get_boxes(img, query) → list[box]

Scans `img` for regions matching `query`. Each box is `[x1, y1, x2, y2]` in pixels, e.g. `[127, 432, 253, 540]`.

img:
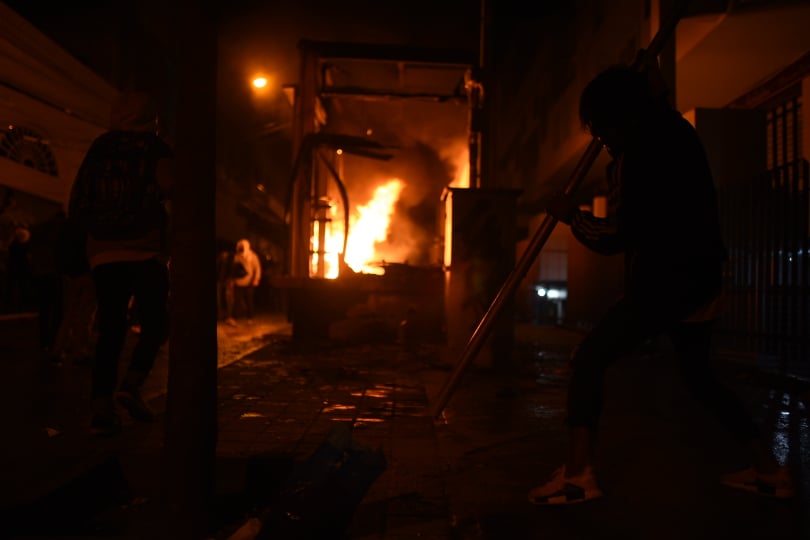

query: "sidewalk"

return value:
[1, 316, 807, 539]
[0, 313, 291, 536]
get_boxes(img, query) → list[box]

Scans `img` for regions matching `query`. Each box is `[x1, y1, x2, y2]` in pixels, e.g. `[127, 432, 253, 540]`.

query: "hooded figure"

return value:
[232, 239, 261, 288]
[226, 238, 262, 325]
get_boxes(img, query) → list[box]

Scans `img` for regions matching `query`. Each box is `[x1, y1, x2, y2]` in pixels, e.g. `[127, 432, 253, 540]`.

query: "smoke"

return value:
[341, 122, 467, 266]
[218, 0, 479, 266]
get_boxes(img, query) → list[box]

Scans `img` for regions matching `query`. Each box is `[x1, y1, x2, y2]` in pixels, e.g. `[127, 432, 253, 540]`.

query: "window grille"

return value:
[766, 95, 802, 170]
[0, 125, 58, 177]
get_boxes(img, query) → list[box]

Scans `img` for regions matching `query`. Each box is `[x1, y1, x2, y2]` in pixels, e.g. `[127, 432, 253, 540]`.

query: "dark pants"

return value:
[231, 285, 255, 320]
[567, 296, 760, 444]
[35, 273, 63, 350]
[91, 258, 169, 399]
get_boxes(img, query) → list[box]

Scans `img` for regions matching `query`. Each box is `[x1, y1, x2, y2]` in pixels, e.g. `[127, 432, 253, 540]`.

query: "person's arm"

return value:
[546, 192, 625, 255]
[252, 254, 261, 287]
[570, 211, 625, 255]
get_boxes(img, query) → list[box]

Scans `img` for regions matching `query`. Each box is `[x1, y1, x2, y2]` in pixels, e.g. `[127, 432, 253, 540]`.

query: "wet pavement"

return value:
[1, 313, 808, 539]
[435, 335, 810, 540]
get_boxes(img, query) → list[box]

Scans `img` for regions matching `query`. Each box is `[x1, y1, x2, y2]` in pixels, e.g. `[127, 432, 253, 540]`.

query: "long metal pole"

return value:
[430, 0, 692, 421]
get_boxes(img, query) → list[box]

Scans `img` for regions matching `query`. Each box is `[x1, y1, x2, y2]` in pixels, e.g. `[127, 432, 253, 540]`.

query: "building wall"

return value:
[677, 2, 810, 114]
[684, 107, 768, 190]
[494, 0, 647, 207]
[0, 3, 118, 213]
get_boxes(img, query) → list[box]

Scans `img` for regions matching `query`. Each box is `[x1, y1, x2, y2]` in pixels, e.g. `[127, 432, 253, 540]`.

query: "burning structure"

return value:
[277, 40, 518, 348]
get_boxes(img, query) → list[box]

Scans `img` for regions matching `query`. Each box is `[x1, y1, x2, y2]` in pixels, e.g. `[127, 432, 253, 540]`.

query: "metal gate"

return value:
[720, 159, 810, 379]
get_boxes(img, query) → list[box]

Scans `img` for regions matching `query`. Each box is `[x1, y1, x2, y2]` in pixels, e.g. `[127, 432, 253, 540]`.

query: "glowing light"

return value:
[536, 286, 567, 299]
[252, 77, 268, 88]
[323, 404, 356, 412]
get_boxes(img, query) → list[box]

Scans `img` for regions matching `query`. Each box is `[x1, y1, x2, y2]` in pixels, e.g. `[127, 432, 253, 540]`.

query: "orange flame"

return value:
[345, 179, 404, 275]
[450, 151, 470, 188]
[312, 178, 404, 279]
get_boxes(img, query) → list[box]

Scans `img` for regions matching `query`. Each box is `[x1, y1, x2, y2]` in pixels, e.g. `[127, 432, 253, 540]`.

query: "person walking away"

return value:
[225, 238, 261, 326]
[530, 64, 793, 504]
[69, 90, 173, 436]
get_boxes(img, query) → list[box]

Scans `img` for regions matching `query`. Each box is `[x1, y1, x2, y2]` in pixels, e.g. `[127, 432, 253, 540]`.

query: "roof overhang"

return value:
[676, 2, 810, 112]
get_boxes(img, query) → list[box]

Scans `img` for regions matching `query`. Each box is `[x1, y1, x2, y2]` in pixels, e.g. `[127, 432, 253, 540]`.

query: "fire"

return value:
[450, 150, 470, 188]
[311, 178, 404, 279]
[345, 179, 404, 274]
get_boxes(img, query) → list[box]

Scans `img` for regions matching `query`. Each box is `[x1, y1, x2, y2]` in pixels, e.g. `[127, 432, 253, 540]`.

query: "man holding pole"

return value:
[527, 64, 794, 505]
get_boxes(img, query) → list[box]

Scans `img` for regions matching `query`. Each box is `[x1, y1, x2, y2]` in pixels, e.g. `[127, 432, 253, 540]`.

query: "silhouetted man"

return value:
[530, 64, 793, 504]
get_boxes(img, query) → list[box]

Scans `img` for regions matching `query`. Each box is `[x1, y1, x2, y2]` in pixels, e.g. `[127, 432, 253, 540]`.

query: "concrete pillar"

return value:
[163, 2, 218, 537]
[443, 188, 520, 372]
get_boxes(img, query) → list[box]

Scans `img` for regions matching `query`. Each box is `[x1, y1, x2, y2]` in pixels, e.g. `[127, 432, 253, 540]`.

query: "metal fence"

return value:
[719, 159, 810, 379]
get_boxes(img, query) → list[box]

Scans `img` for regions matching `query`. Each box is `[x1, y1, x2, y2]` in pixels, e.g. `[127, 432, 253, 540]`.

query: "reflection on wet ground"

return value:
[213, 323, 807, 539]
[216, 341, 437, 461]
[436, 336, 809, 540]
[12, 311, 807, 539]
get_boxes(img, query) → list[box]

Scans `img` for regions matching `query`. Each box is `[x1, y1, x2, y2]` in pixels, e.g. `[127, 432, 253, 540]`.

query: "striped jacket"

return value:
[569, 106, 727, 313]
